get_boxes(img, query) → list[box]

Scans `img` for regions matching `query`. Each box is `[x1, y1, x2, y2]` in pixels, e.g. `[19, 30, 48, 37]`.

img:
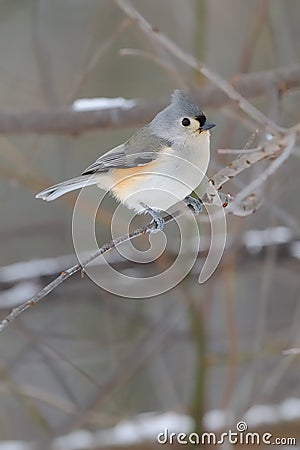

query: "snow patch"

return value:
[72, 97, 136, 112]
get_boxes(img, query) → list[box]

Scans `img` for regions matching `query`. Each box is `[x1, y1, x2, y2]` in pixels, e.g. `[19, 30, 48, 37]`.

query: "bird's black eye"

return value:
[196, 114, 206, 128]
[181, 117, 191, 127]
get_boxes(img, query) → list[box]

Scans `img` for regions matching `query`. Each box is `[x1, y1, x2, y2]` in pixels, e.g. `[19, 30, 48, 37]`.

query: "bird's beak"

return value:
[201, 121, 216, 131]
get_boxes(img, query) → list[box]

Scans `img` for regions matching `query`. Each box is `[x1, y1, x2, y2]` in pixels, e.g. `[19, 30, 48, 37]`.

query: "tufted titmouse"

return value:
[36, 90, 215, 230]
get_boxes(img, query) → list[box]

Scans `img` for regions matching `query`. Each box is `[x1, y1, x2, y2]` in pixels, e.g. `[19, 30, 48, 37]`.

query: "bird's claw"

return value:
[184, 195, 203, 215]
[140, 203, 164, 233]
[150, 215, 164, 233]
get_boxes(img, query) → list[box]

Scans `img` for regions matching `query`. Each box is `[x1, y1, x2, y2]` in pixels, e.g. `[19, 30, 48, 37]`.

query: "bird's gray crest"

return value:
[171, 90, 203, 118]
[148, 89, 204, 138]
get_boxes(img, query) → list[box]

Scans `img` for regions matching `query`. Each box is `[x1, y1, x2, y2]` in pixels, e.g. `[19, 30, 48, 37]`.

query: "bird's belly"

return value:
[107, 145, 209, 213]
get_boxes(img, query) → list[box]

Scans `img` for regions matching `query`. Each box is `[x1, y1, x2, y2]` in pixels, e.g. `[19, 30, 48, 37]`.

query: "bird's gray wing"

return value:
[82, 127, 173, 175]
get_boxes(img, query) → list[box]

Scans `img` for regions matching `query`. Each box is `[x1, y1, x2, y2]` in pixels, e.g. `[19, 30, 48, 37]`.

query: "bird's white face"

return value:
[179, 115, 205, 136]
[178, 113, 215, 136]
[161, 113, 215, 144]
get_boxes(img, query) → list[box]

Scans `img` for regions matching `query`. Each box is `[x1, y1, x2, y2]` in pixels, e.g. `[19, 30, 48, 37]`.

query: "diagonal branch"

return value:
[202, 132, 297, 214]
[0, 212, 179, 332]
[230, 133, 296, 209]
[211, 135, 294, 191]
[115, 0, 285, 135]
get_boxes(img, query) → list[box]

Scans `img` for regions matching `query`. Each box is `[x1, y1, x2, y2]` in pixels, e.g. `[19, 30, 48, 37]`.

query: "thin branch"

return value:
[0, 66, 298, 134]
[0, 212, 179, 332]
[206, 134, 294, 193]
[116, 0, 285, 135]
[203, 133, 296, 216]
[230, 133, 296, 211]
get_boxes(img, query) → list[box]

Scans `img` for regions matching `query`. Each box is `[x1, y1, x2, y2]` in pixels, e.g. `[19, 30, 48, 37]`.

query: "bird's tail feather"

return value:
[36, 175, 98, 201]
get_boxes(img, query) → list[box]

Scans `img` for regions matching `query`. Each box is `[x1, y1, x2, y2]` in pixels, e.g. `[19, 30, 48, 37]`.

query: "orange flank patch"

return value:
[111, 159, 160, 202]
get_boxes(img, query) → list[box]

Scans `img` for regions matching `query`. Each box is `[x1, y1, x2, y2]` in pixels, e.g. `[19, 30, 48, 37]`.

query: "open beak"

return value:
[201, 121, 216, 131]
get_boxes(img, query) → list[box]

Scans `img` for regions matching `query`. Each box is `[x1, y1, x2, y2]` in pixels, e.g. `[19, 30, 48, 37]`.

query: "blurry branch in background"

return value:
[69, 18, 132, 102]
[0, 66, 298, 134]
[237, 0, 270, 73]
[116, 0, 284, 135]
[119, 47, 189, 88]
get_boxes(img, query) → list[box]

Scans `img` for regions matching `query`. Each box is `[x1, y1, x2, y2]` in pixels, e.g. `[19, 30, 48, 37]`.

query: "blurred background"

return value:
[0, 0, 299, 448]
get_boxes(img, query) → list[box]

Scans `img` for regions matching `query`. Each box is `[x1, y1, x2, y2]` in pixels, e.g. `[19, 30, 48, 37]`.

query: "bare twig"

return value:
[230, 133, 296, 211]
[116, 0, 285, 135]
[0, 212, 179, 332]
[0, 66, 298, 134]
[201, 132, 296, 216]
[207, 134, 294, 193]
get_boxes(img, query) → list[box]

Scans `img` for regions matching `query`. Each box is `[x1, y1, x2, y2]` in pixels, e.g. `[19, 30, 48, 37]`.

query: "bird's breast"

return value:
[101, 134, 210, 213]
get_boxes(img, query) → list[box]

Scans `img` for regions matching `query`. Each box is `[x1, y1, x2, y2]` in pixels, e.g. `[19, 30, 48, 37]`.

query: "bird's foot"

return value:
[183, 195, 203, 215]
[140, 203, 164, 233]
